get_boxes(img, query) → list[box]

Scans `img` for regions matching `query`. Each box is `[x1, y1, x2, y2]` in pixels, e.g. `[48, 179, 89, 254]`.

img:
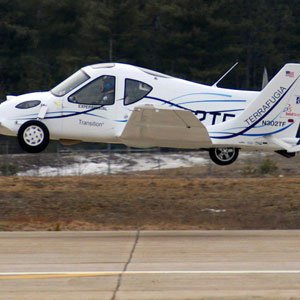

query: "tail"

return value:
[208, 63, 300, 152]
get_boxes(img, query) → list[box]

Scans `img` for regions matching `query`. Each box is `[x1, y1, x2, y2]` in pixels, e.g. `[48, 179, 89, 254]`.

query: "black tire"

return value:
[18, 121, 50, 153]
[209, 147, 239, 166]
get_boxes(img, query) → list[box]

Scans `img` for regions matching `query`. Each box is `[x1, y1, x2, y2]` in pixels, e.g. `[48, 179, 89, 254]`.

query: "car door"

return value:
[60, 75, 117, 142]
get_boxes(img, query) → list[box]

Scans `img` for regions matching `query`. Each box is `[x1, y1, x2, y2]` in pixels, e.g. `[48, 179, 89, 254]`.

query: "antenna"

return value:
[212, 62, 239, 87]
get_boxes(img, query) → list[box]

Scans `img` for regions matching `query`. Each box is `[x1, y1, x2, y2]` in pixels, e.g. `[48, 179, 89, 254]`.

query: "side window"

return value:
[68, 75, 115, 105]
[124, 79, 152, 105]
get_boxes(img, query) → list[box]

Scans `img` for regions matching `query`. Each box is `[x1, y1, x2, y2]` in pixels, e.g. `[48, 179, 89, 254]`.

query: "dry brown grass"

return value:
[0, 174, 300, 231]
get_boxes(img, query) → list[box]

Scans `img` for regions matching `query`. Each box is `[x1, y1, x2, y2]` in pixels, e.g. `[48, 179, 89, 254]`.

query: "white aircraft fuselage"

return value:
[0, 63, 258, 143]
[0, 62, 299, 165]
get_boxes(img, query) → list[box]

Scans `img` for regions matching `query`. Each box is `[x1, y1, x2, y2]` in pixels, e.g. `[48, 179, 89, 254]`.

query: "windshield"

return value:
[51, 70, 90, 97]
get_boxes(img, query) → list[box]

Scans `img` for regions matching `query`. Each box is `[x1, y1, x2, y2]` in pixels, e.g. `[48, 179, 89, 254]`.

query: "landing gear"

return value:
[18, 121, 49, 153]
[209, 147, 239, 165]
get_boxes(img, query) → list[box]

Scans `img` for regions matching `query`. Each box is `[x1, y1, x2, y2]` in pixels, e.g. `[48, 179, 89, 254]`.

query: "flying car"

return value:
[0, 62, 300, 165]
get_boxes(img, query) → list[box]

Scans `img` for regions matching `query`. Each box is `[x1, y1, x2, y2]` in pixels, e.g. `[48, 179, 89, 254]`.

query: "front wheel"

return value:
[209, 147, 239, 166]
[18, 121, 49, 153]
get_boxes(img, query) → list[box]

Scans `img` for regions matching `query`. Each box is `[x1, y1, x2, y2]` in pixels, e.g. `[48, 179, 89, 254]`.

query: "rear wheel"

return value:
[18, 121, 49, 153]
[209, 147, 239, 165]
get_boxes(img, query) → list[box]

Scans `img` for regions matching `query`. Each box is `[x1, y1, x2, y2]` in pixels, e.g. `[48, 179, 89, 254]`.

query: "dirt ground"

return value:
[1, 158, 300, 230]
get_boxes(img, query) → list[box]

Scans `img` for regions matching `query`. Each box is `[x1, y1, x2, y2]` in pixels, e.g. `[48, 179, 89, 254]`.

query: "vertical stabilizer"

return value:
[209, 63, 300, 150]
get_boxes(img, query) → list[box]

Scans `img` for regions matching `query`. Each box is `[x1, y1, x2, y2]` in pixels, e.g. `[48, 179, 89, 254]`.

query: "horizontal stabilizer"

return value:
[265, 136, 300, 153]
[120, 106, 212, 148]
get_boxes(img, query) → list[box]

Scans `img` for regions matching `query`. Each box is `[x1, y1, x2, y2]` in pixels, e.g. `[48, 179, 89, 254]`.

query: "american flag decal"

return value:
[286, 71, 294, 77]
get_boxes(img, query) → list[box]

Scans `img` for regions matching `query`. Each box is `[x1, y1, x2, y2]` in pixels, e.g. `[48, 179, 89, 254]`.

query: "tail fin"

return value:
[209, 63, 300, 151]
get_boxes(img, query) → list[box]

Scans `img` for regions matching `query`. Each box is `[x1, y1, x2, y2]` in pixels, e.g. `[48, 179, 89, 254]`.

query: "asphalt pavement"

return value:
[1, 231, 300, 300]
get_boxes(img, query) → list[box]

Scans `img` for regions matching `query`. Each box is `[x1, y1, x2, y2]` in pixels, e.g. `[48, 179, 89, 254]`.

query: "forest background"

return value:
[0, 0, 299, 102]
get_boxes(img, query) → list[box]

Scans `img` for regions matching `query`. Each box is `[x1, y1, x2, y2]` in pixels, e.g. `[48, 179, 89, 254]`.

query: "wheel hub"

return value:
[23, 125, 44, 146]
[215, 148, 235, 161]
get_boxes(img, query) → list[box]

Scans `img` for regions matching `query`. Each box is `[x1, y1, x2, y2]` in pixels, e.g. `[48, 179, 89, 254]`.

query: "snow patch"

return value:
[17, 152, 208, 177]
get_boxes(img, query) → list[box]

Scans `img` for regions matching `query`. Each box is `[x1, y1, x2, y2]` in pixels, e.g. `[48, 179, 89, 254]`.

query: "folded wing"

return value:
[120, 106, 212, 148]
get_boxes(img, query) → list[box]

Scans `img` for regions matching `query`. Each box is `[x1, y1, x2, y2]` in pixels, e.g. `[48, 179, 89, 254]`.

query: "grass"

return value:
[0, 174, 300, 230]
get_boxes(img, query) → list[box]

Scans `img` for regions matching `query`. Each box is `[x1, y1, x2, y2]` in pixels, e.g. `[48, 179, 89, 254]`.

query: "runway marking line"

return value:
[2, 270, 300, 280]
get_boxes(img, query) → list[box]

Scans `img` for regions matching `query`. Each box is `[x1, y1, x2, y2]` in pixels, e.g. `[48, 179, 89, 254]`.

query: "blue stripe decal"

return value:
[44, 105, 104, 119]
[18, 106, 127, 123]
[177, 100, 246, 105]
[145, 96, 244, 115]
[209, 109, 244, 113]
[209, 122, 294, 137]
[210, 76, 300, 139]
[114, 120, 127, 123]
[170, 92, 233, 102]
[83, 112, 107, 119]
[17, 94, 244, 124]
[254, 111, 282, 129]
[15, 106, 106, 121]
[241, 123, 294, 136]
[145, 96, 195, 111]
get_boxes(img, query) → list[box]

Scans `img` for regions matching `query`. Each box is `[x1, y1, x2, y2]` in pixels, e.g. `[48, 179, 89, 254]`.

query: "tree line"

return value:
[0, 0, 299, 99]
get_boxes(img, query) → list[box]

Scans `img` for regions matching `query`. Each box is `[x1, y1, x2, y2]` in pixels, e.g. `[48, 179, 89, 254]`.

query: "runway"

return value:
[1, 231, 300, 300]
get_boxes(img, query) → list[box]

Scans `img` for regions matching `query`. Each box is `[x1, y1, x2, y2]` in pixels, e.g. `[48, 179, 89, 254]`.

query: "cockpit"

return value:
[51, 70, 90, 97]
[50, 66, 154, 106]
[124, 79, 152, 105]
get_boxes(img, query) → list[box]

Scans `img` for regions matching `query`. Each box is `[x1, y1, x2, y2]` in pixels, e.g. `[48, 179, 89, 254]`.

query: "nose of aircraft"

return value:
[0, 98, 18, 136]
[0, 110, 7, 135]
